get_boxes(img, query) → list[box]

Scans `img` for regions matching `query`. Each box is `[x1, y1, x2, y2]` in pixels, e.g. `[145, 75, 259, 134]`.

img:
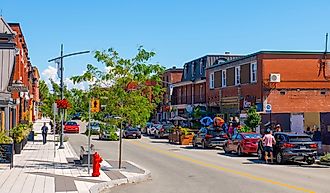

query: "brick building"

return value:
[206, 51, 330, 145]
[156, 67, 183, 122]
[171, 54, 242, 118]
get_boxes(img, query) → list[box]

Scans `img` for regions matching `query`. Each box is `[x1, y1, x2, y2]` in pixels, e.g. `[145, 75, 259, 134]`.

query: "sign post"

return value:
[265, 104, 272, 126]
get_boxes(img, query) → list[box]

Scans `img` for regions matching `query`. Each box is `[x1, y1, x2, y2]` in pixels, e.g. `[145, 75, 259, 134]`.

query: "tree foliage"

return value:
[244, 106, 261, 130]
[71, 47, 165, 126]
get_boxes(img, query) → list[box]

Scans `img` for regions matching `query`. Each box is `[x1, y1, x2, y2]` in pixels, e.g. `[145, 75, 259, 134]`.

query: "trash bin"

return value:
[27, 131, 34, 141]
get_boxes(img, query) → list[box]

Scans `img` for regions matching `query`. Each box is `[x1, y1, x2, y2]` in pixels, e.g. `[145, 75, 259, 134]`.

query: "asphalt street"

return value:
[67, 122, 330, 193]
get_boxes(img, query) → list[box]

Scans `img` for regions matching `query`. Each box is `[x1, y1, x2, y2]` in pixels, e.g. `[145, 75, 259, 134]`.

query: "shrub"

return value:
[0, 132, 13, 144]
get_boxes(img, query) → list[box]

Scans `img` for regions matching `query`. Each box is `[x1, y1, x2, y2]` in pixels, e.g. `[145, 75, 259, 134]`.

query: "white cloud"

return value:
[42, 65, 58, 81]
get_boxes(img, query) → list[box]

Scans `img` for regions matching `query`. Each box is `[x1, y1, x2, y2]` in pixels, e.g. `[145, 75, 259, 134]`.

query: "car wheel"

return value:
[276, 152, 285, 164]
[257, 149, 263, 160]
[306, 157, 315, 165]
[193, 140, 198, 148]
[237, 146, 243, 156]
[202, 140, 207, 149]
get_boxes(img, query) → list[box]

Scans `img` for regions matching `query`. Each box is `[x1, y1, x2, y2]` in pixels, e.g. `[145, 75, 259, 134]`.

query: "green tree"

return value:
[71, 47, 165, 127]
[244, 106, 261, 131]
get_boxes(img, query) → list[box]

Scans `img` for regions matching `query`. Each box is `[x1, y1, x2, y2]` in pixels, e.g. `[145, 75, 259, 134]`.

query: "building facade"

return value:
[206, 51, 330, 145]
[171, 54, 243, 118]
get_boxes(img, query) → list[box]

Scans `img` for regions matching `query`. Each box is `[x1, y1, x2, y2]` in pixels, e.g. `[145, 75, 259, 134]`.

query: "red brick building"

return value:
[206, 51, 330, 145]
[156, 67, 183, 122]
[170, 54, 242, 118]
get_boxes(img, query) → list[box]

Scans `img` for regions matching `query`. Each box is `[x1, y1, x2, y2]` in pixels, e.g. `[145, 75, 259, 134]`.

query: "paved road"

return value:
[67, 123, 330, 193]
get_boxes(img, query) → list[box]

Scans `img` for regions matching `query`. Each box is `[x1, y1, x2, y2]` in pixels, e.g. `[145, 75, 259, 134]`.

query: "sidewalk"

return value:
[0, 120, 150, 193]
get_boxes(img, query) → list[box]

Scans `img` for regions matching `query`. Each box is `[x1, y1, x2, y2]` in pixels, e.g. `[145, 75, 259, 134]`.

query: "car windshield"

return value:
[66, 122, 77, 126]
[243, 134, 262, 139]
[207, 129, 224, 136]
[289, 136, 312, 142]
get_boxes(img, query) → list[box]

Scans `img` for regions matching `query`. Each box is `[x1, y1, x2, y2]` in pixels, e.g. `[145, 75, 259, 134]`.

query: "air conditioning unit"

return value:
[270, 73, 281, 83]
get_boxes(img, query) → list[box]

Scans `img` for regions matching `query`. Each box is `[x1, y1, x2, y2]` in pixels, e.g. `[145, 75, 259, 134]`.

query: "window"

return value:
[222, 70, 226, 87]
[184, 65, 187, 79]
[199, 85, 203, 100]
[191, 62, 194, 78]
[209, 72, 214, 89]
[200, 59, 203, 75]
[250, 62, 257, 83]
[235, 66, 240, 85]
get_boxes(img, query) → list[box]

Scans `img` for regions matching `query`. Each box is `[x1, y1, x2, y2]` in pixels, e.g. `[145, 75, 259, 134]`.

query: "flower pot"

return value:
[14, 142, 22, 154]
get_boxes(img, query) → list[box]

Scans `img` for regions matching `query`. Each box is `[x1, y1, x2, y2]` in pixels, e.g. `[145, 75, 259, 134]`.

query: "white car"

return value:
[147, 124, 160, 136]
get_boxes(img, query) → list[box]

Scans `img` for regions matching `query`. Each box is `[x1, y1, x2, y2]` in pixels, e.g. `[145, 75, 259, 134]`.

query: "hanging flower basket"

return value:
[56, 99, 71, 109]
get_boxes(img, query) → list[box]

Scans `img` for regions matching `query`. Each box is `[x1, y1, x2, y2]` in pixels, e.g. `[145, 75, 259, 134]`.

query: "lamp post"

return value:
[48, 44, 90, 149]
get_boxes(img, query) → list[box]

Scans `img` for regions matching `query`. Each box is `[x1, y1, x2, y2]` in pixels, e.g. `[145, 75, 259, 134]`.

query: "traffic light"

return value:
[90, 99, 100, 113]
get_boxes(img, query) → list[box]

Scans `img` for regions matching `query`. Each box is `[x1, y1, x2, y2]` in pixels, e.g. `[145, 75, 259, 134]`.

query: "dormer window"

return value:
[217, 58, 228, 65]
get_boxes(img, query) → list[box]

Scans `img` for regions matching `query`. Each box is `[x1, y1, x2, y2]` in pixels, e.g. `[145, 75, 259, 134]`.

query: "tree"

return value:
[71, 47, 165, 127]
[244, 106, 261, 131]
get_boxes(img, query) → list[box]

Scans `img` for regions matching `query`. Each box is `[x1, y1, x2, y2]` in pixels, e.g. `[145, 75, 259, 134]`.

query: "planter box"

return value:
[14, 142, 22, 154]
[181, 135, 194, 145]
[0, 143, 14, 169]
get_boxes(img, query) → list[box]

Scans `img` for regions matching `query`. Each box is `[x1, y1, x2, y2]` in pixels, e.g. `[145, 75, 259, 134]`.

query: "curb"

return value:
[89, 161, 151, 193]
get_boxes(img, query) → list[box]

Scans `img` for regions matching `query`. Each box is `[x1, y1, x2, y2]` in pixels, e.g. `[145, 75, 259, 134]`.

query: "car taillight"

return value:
[205, 134, 213, 139]
[310, 144, 318, 148]
[283, 143, 295, 148]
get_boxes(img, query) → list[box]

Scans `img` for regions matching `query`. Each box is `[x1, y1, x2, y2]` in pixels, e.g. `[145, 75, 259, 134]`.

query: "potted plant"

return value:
[10, 125, 26, 154]
[0, 132, 14, 167]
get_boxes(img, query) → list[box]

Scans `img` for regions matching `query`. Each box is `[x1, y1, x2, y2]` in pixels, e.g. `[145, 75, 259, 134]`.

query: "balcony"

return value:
[171, 94, 206, 105]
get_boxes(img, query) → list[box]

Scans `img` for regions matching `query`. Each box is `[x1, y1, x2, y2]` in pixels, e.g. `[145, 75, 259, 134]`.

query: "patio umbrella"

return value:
[200, 116, 213, 126]
[213, 117, 225, 127]
[170, 116, 187, 121]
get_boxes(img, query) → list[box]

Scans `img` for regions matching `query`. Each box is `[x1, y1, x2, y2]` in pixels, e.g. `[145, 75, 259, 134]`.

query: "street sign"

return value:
[91, 99, 100, 113]
[265, 104, 272, 113]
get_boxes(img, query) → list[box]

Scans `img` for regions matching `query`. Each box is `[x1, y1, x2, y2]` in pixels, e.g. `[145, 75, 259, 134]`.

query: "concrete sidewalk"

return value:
[0, 119, 150, 193]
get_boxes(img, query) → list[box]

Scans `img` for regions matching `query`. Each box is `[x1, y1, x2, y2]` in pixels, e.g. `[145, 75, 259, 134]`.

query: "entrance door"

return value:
[290, 113, 304, 133]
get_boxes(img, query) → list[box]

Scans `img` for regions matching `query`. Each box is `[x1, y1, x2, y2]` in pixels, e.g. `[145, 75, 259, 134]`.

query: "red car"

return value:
[224, 133, 262, 156]
[64, 121, 80, 133]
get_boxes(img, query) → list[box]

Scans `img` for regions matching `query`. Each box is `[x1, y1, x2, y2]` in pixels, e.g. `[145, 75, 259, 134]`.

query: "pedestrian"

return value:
[262, 129, 276, 164]
[41, 123, 48, 145]
[228, 123, 234, 138]
[49, 120, 54, 133]
[305, 127, 313, 137]
[275, 124, 282, 132]
[312, 127, 322, 150]
[222, 122, 228, 133]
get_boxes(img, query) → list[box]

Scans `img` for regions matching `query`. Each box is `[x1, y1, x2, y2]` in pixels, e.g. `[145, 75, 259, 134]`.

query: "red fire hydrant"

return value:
[92, 152, 103, 177]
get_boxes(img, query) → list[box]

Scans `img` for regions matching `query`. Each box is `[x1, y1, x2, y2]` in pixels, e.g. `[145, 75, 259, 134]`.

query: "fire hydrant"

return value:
[92, 152, 103, 177]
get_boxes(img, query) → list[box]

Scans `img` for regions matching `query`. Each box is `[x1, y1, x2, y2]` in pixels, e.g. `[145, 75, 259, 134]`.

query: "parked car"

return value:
[258, 132, 318, 165]
[147, 123, 159, 136]
[99, 124, 119, 140]
[154, 124, 174, 138]
[123, 127, 141, 139]
[64, 121, 80, 133]
[193, 127, 228, 149]
[142, 122, 152, 134]
[86, 122, 101, 134]
[224, 133, 262, 156]
[71, 113, 82, 120]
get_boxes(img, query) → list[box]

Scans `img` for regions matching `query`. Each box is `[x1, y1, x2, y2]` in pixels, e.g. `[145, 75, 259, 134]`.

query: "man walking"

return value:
[41, 123, 48, 145]
[262, 129, 276, 164]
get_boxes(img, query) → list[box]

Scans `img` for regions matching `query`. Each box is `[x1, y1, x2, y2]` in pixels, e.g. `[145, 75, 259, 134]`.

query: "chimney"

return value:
[225, 51, 230, 54]
[172, 66, 176, 69]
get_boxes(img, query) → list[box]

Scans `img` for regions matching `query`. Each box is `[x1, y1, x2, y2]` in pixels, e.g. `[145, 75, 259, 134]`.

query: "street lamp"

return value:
[48, 44, 90, 149]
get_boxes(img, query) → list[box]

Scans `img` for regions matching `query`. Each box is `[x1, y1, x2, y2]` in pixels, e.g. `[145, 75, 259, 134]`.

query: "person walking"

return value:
[262, 129, 276, 164]
[41, 123, 48, 145]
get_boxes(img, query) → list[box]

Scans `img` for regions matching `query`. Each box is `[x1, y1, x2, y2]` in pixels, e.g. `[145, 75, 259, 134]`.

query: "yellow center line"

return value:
[129, 140, 315, 193]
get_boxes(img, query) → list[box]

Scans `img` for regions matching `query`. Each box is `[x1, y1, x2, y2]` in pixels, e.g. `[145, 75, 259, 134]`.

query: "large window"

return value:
[222, 70, 226, 87]
[209, 72, 214, 89]
[235, 66, 240, 85]
[250, 62, 257, 83]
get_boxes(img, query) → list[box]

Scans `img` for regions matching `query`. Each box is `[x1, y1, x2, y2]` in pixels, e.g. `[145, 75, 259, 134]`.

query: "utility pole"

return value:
[48, 45, 90, 149]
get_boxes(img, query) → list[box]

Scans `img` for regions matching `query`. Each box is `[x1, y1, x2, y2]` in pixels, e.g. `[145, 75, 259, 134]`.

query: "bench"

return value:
[80, 144, 95, 165]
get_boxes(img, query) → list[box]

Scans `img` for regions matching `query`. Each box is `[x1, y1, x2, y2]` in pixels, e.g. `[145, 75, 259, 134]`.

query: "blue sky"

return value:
[1, 0, 329, 87]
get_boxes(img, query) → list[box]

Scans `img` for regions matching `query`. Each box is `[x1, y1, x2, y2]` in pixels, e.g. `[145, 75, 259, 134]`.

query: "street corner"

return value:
[89, 159, 151, 193]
